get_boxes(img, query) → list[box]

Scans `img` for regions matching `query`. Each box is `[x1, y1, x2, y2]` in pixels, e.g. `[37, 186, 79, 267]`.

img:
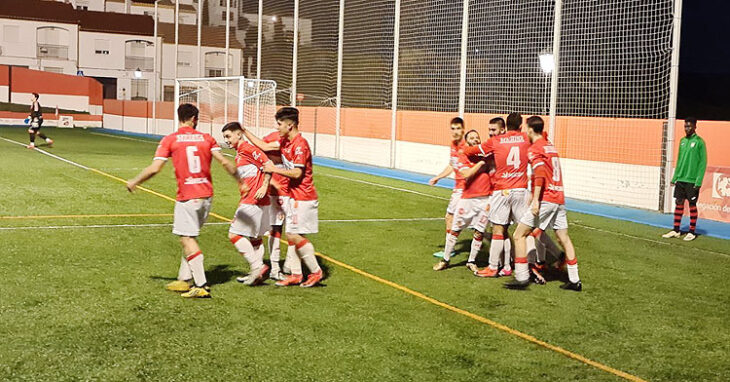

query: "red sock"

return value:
[689, 204, 698, 233]
[673, 203, 684, 232]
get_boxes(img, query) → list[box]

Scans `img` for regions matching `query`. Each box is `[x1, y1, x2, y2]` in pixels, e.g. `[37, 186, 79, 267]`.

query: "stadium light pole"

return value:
[547, 0, 562, 143]
[539, 50, 553, 116]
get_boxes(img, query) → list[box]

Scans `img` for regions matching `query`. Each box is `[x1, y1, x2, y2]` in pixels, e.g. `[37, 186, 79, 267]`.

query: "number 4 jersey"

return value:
[154, 126, 221, 201]
[464, 130, 531, 191]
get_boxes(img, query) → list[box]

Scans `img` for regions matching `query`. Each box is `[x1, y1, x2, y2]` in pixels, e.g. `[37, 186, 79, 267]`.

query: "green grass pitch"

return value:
[1, 126, 729, 381]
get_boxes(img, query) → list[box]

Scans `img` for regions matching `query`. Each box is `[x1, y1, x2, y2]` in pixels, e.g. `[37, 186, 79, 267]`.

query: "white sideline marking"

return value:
[0, 217, 443, 231]
[0, 136, 90, 170]
[318, 173, 449, 201]
[89, 132, 158, 144]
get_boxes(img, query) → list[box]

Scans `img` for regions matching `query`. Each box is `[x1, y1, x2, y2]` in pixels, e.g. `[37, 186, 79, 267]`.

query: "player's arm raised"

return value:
[429, 165, 453, 185]
[127, 159, 166, 192]
[463, 139, 493, 159]
[243, 129, 280, 152]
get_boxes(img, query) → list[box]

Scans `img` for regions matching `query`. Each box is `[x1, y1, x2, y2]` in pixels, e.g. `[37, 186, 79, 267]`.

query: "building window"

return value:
[164, 86, 174, 102]
[207, 69, 223, 77]
[43, 67, 63, 74]
[94, 39, 110, 55]
[221, 11, 226, 21]
[177, 51, 192, 67]
[219, 0, 225, 6]
[3, 25, 20, 43]
[76, 5, 88, 10]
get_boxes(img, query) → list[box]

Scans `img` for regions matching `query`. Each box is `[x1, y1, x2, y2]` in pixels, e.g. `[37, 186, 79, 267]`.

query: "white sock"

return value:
[488, 235, 504, 269]
[296, 241, 321, 273]
[443, 232, 458, 262]
[284, 244, 302, 275]
[502, 239, 512, 270]
[186, 251, 207, 287]
[268, 231, 281, 272]
[177, 256, 192, 281]
[515, 260, 529, 282]
[526, 236, 538, 263]
[233, 236, 263, 269]
[567, 260, 580, 283]
[468, 233, 482, 263]
[444, 231, 451, 247]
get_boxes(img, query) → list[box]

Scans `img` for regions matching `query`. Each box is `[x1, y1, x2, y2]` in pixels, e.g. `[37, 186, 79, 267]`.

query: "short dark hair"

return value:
[489, 117, 505, 129]
[465, 129, 479, 139]
[506, 112, 522, 131]
[685, 116, 697, 126]
[275, 107, 299, 125]
[526, 116, 544, 134]
[32, 92, 39, 99]
[222, 121, 242, 132]
[450, 117, 464, 127]
[177, 103, 199, 123]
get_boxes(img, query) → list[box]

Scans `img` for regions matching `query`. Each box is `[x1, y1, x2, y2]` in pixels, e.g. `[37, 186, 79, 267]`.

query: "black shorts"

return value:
[674, 181, 699, 203]
[29, 117, 43, 130]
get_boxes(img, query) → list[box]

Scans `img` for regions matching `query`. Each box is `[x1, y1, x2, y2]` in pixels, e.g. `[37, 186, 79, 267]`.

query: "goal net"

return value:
[174, 77, 277, 143]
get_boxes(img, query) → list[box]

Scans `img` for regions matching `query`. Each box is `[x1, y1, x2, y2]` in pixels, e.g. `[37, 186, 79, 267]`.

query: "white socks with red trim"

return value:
[186, 251, 207, 287]
[443, 232, 458, 262]
[178, 256, 192, 281]
[566, 258, 580, 283]
[488, 234, 504, 270]
[296, 240, 321, 273]
[231, 235, 264, 270]
[502, 238, 512, 271]
[468, 232, 483, 263]
[514, 257, 529, 282]
[268, 230, 282, 272]
[284, 243, 303, 275]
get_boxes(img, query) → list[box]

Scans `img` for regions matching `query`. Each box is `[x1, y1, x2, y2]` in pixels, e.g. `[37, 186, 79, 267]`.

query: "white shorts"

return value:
[446, 189, 463, 215]
[489, 189, 529, 226]
[286, 199, 319, 235]
[229, 203, 271, 238]
[519, 201, 569, 231]
[451, 196, 490, 233]
[268, 195, 288, 226]
[172, 197, 212, 237]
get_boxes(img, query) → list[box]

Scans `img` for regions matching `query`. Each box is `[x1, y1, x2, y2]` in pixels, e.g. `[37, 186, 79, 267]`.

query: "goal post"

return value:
[174, 76, 277, 142]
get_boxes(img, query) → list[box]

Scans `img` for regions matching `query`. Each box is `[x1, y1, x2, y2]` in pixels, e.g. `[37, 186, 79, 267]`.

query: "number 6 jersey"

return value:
[154, 126, 221, 201]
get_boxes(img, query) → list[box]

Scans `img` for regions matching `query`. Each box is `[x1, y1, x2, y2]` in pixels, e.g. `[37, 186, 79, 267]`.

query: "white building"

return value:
[1, 0, 243, 102]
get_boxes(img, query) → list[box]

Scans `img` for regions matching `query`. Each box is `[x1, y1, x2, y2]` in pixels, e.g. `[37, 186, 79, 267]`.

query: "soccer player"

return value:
[662, 117, 707, 241]
[429, 117, 466, 258]
[464, 112, 536, 278]
[243, 107, 323, 288]
[433, 129, 492, 272]
[27, 93, 53, 149]
[126, 103, 238, 298]
[486, 116, 513, 276]
[507, 116, 581, 291]
[222, 122, 273, 286]
[261, 130, 300, 280]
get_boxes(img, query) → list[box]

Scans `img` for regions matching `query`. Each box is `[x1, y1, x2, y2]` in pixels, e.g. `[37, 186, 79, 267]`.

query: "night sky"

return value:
[678, 0, 730, 120]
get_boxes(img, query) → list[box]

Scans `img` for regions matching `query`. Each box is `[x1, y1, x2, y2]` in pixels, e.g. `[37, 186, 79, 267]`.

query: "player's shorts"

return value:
[268, 195, 288, 226]
[489, 188, 529, 226]
[172, 197, 212, 237]
[29, 117, 43, 131]
[673, 181, 700, 203]
[446, 189, 463, 215]
[286, 199, 319, 235]
[229, 203, 271, 238]
[451, 196, 490, 233]
[519, 201, 568, 231]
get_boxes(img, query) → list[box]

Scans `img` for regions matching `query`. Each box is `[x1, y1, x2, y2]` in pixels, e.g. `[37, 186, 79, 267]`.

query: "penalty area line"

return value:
[0, 213, 173, 220]
[2, 135, 646, 381]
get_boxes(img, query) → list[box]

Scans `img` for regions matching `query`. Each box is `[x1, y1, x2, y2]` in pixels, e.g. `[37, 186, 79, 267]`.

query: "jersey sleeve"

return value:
[528, 147, 549, 179]
[291, 141, 310, 168]
[205, 134, 221, 152]
[455, 153, 472, 171]
[695, 138, 707, 187]
[153, 136, 172, 161]
[254, 146, 270, 168]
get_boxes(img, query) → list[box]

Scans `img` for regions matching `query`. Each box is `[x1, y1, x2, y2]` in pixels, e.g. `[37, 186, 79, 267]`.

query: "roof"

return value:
[157, 22, 244, 50]
[0, 0, 79, 25]
[79, 11, 154, 36]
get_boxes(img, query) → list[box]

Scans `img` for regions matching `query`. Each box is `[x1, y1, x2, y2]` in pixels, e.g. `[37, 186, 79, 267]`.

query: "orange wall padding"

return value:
[8, 66, 102, 100]
[0, 65, 8, 87]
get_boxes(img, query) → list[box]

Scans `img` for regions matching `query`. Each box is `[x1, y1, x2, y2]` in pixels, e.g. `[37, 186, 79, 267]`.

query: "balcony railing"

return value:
[125, 56, 154, 71]
[37, 44, 68, 59]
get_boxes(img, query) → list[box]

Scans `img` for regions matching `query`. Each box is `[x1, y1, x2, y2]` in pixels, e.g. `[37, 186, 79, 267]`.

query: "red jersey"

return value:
[235, 141, 271, 206]
[528, 138, 565, 205]
[456, 152, 492, 199]
[449, 140, 466, 190]
[263, 131, 290, 197]
[154, 126, 220, 201]
[280, 133, 317, 201]
[465, 130, 531, 191]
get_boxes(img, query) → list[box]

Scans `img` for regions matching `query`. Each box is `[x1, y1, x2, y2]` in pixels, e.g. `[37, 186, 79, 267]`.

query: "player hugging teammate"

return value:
[429, 113, 582, 291]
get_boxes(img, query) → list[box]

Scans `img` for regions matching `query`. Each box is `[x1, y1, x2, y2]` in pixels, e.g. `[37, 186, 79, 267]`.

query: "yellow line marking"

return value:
[8, 136, 646, 382]
[0, 213, 173, 220]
